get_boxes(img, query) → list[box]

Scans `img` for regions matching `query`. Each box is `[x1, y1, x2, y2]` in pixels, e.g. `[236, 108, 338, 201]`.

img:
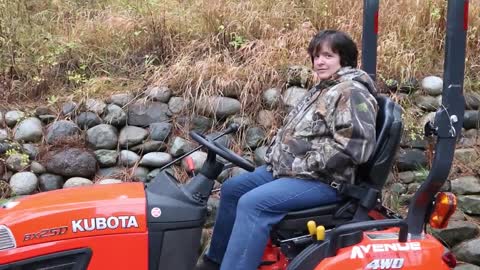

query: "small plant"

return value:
[383, 190, 402, 213]
[430, 7, 442, 21]
[400, 100, 425, 141]
[47, 95, 59, 106]
[416, 167, 430, 181]
[406, 124, 423, 141]
[229, 33, 247, 49]
[0, 180, 12, 200]
[402, 109, 424, 141]
[384, 78, 400, 92]
[67, 70, 88, 85]
[143, 54, 158, 67]
[3, 141, 21, 153]
[5, 149, 30, 167]
[32, 76, 45, 84]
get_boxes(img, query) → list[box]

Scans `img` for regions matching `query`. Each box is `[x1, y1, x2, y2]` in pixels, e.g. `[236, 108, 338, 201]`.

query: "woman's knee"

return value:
[220, 167, 272, 204]
[220, 174, 248, 199]
[237, 191, 262, 213]
[220, 179, 238, 198]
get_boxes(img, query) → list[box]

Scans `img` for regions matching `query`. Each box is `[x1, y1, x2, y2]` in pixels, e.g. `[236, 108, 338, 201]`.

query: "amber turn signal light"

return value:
[429, 192, 457, 229]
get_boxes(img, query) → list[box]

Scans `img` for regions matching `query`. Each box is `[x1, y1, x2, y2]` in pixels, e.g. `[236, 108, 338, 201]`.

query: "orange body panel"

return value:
[258, 240, 288, 270]
[0, 182, 147, 248]
[1, 183, 451, 269]
[0, 232, 148, 269]
[315, 229, 451, 270]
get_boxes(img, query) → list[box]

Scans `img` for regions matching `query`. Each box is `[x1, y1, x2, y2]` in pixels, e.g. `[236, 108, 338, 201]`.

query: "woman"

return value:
[196, 30, 379, 270]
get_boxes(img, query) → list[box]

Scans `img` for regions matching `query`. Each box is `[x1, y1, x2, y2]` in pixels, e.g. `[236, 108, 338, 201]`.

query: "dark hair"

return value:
[307, 30, 358, 68]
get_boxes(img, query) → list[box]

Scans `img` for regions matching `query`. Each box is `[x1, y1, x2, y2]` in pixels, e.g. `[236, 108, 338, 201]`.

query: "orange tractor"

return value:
[0, 0, 469, 269]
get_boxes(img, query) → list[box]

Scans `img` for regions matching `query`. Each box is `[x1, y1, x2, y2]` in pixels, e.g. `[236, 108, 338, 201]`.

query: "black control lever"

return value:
[157, 123, 240, 172]
[424, 121, 437, 137]
[223, 123, 240, 134]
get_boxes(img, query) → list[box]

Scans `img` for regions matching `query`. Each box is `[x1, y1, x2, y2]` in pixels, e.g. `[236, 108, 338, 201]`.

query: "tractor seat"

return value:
[274, 96, 403, 234]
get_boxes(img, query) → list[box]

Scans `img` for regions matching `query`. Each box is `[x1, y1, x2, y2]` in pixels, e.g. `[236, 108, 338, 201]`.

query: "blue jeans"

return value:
[206, 165, 340, 270]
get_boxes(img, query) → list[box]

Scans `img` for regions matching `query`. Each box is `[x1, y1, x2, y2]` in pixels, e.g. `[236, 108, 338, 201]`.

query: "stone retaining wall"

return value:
[0, 69, 479, 267]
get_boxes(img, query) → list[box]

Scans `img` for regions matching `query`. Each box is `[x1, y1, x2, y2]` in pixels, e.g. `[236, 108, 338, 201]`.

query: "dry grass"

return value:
[93, 166, 142, 183]
[449, 145, 480, 179]
[1, 0, 480, 150]
[2, 0, 479, 100]
[0, 180, 11, 199]
[36, 134, 89, 163]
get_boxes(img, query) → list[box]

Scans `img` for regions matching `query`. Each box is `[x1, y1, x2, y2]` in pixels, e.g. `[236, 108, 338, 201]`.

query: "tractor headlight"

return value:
[0, 225, 16, 251]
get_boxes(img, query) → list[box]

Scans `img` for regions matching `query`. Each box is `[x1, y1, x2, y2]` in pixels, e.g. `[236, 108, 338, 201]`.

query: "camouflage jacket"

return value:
[264, 67, 378, 184]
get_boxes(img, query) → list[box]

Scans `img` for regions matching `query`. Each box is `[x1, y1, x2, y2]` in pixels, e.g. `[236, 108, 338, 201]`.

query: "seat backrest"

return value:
[357, 96, 403, 189]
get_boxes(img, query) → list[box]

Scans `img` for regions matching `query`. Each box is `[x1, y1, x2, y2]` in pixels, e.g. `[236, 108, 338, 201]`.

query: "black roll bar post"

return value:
[362, 0, 379, 81]
[405, 0, 469, 237]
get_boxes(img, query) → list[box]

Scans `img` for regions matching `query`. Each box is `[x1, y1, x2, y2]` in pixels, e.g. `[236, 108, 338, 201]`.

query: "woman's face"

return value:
[312, 44, 341, 80]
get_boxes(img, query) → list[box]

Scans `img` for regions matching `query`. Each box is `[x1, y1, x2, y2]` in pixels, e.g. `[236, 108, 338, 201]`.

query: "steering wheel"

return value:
[189, 131, 255, 172]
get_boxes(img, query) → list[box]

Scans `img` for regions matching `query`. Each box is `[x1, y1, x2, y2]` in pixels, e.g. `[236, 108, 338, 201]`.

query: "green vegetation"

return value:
[1, 0, 479, 103]
[0, 0, 479, 143]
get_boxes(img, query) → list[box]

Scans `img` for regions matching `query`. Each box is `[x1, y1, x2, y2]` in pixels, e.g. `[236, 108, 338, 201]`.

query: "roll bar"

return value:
[405, 0, 468, 236]
[363, 0, 469, 236]
[362, 0, 379, 81]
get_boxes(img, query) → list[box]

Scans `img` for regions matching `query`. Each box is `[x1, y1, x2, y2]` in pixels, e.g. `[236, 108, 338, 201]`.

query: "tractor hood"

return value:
[0, 182, 147, 249]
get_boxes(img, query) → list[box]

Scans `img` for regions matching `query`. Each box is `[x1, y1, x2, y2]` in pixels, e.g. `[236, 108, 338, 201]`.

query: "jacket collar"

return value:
[316, 66, 378, 96]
